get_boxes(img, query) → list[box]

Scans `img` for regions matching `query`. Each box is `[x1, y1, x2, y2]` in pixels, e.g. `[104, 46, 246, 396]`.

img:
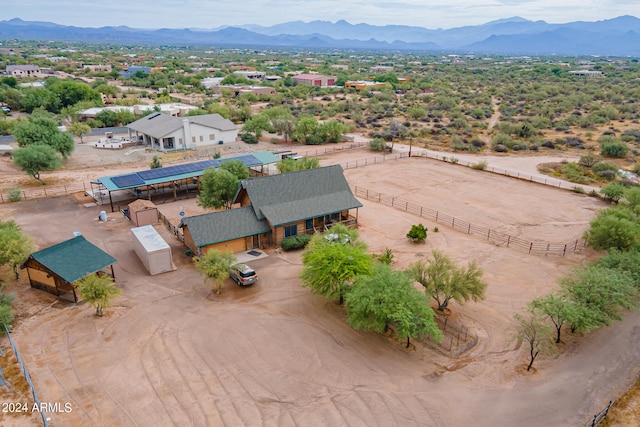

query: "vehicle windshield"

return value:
[239, 270, 255, 278]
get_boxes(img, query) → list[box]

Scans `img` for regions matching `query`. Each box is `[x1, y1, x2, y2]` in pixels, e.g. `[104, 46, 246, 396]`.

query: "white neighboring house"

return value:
[126, 113, 239, 152]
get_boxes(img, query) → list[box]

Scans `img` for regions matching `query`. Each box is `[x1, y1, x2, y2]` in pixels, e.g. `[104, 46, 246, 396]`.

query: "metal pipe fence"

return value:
[422, 315, 479, 357]
[416, 151, 599, 193]
[3, 323, 48, 426]
[352, 185, 587, 257]
[0, 182, 89, 204]
[586, 400, 613, 427]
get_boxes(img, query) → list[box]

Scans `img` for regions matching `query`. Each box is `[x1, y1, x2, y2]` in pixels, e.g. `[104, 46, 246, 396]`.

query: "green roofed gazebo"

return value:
[21, 235, 117, 302]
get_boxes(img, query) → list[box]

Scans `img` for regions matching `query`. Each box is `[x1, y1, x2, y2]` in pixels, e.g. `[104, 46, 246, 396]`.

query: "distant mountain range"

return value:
[2, 16, 640, 56]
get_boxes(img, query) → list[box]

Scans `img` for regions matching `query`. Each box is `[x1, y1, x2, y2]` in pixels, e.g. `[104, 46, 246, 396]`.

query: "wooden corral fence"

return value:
[585, 400, 613, 427]
[352, 185, 587, 256]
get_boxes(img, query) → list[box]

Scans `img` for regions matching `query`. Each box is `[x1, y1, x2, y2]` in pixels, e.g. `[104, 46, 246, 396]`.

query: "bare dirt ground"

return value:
[1, 141, 639, 427]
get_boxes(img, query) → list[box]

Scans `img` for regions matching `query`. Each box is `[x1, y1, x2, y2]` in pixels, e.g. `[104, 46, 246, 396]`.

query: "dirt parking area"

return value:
[1, 149, 639, 427]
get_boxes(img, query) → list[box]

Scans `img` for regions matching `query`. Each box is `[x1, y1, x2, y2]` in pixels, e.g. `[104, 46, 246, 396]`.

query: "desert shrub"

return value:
[7, 188, 22, 202]
[541, 140, 555, 149]
[564, 136, 585, 148]
[493, 144, 508, 153]
[592, 162, 619, 180]
[281, 234, 312, 251]
[374, 247, 394, 265]
[406, 224, 427, 242]
[150, 155, 162, 169]
[369, 137, 386, 151]
[622, 129, 640, 142]
[561, 163, 590, 184]
[597, 170, 617, 181]
[270, 138, 280, 144]
[491, 133, 515, 149]
[240, 133, 259, 144]
[471, 137, 486, 148]
[573, 186, 586, 194]
[578, 154, 597, 168]
[600, 137, 629, 158]
[529, 144, 539, 151]
[512, 144, 528, 151]
[471, 160, 488, 170]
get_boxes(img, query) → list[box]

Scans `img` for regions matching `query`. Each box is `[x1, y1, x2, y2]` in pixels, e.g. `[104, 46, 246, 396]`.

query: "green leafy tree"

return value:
[584, 208, 640, 251]
[276, 156, 320, 173]
[293, 115, 318, 144]
[68, 122, 92, 144]
[530, 293, 589, 343]
[561, 265, 638, 332]
[197, 168, 239, 210]
[316, 120, 347, 143]
[0, 220, 34, 279]
[512, 312, 557, 371]
[13, 114, 74, 158]
[193, 250, 236, 295]
[600, 182, 626, 203]
[49, 131, 75, 159]
[95, 110, 117, 127]
[46, 79, 101, 111]
[77, 274, 121, 317]
[242, 113, 271, 139]
[408, 249, 487, 311]
[219, 159, 250, 181]
[369, 137, 386, 151]
[406, 224, 427, 242]
[301, 226, 373, 304]
[12, 144, 62, 184]
[13, 115, 59, 146]
[346, 264, 441, 348]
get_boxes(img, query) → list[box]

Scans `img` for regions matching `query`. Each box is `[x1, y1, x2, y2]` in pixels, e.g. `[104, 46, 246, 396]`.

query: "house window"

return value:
[209, 134, 215, 140]
[284, 225, 298, 238]
[192, 136, 196, 143]
[199, 135, 204, 142]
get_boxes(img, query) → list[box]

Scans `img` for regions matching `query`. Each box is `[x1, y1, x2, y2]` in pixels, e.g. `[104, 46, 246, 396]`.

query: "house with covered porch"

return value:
[179, 165, 361, 255]
[126, 112, 238, 152]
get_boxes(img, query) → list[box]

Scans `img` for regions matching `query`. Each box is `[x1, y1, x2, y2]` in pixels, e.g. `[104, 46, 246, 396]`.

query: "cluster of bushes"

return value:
[281, 234, 312, 251]
[552, 154, 621, 185]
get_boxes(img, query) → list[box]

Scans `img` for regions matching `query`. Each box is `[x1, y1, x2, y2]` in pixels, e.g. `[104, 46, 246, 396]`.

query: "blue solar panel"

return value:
[112, 174, 145, 188]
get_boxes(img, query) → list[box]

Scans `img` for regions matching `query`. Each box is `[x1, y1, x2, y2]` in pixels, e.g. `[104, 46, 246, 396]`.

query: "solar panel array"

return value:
[110, 154, 263, 189]
[112, 174, 145, 188]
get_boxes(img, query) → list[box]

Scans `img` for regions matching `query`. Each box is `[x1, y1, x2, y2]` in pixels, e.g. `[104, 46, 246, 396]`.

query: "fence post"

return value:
[487, 229, 490, 240]
[529, 242, 533, 254]
[467, 223, 470, 234]
[507, 235, 511, 247]
[452, 217, 455, 228]
[563, 244, 567, 256]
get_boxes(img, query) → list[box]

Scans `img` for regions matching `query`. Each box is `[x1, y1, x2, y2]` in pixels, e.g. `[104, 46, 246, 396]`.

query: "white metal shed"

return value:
[131, 225, 174, 275]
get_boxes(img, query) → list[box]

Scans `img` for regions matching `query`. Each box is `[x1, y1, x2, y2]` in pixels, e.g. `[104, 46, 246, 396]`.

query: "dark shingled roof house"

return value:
[21, 235, 117, 302]
[180, 165, 362, 255]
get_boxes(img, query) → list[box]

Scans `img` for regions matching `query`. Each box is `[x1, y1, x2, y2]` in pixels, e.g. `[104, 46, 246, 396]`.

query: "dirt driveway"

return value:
[0, 150, 638, 427]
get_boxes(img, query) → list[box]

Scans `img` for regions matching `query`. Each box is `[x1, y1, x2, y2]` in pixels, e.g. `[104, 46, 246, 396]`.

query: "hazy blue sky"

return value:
[3, 1, 640, 29]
